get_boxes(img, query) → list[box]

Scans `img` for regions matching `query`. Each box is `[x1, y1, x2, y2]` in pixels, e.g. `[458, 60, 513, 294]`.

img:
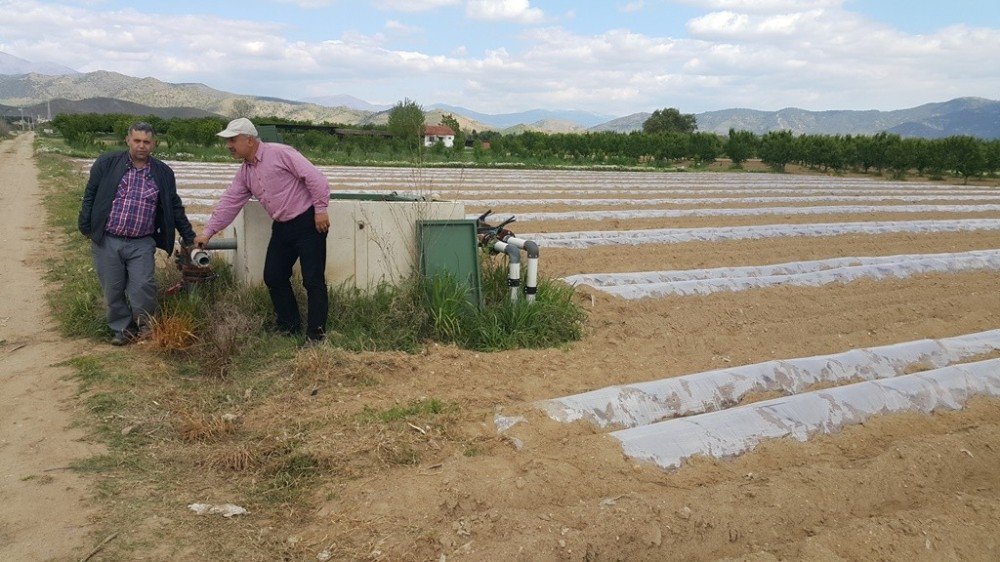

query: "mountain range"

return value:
[0, 52, 78, 77]
[1, 52, 997, 139]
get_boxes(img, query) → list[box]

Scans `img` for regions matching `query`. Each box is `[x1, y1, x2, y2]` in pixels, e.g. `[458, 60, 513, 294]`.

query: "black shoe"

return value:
[110, 333, 129, 346]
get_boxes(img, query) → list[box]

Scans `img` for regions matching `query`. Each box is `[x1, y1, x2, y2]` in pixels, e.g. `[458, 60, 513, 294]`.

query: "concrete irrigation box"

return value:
[224, 195, 465, 290]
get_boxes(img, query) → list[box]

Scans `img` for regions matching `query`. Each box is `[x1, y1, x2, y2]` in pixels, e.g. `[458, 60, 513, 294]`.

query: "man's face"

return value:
[226, 134, 258, 161]
[125, 130, 155, 163]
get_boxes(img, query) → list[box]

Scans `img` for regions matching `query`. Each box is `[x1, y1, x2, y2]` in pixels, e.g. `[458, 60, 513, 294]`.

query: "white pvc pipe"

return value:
[503, 235, 540, 303]
[612, 358, 1000, 470]
[525, 256, 538, 303]
[492, 240, 520, 302]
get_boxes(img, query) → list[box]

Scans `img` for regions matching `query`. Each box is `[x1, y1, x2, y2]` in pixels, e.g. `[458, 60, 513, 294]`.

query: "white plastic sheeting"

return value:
[561, 250, 1000, 298]
[538, 329, 1000, 429]
[524, 219, 1000, 248]
[175, 182, 999, 197]
[79, 158, 996, 191]
[461, 197, 1000, 209]
[180, 192, 1000, 208]
[489, 204, 1000, 222]
[612, 358, 1000, 470]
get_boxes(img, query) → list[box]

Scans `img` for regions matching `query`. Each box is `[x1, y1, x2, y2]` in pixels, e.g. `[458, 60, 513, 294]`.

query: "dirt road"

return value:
[0, 132, 98, 561]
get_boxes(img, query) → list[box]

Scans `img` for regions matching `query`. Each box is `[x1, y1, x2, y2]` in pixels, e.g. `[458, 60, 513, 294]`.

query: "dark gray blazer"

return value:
[78, 151, 196, 254]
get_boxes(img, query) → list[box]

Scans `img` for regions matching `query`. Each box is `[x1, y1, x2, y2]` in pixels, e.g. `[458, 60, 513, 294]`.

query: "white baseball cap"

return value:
[217, 117, 258, 138]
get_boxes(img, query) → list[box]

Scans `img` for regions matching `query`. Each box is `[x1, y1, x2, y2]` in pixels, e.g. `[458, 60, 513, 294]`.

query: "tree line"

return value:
[50, 111, 1000, 180]
[51, 113, 229, 147]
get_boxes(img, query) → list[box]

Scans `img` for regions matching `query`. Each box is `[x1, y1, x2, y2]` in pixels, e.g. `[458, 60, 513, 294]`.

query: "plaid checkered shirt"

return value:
[104, 161, 158, 238]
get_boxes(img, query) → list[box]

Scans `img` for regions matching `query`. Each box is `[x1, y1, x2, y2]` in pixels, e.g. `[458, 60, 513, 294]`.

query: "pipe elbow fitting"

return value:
[523, 240, 539, 259]
[504, 243, 521, 264]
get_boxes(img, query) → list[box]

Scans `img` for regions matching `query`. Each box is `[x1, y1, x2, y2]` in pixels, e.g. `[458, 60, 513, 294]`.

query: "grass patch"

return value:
[359, 398, 456, 424]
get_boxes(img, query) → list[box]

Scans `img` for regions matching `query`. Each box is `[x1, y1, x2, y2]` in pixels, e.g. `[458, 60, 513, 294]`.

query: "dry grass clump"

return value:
[366, 426, 422, 467]
[205, 301, 264, 358]
[147, 310, 199, 349]
[203, 439, 286, 472]
[291, 347, 412, 387]
[175, 411, 240, 442]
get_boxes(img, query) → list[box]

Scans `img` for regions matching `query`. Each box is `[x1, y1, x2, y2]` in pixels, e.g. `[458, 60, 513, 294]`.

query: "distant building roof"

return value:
[423, 125, 455, 136]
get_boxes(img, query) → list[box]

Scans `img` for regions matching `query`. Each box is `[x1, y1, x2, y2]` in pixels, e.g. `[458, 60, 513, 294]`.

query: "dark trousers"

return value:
[263, 207, 328, 339]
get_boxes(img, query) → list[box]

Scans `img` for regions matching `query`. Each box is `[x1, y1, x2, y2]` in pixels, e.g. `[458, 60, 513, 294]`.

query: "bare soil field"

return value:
[45, 154, 1000, 560]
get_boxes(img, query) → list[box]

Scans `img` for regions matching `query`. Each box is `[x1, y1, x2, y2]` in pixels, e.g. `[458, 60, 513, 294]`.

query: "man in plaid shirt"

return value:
[79, 122, 196, 345]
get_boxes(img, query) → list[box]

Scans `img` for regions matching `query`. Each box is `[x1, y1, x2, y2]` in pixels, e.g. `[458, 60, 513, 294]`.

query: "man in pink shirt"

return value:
[194, 118, 331, 342]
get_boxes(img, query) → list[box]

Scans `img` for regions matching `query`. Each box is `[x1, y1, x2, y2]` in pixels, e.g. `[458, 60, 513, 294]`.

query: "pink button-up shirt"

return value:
[203, 142, 330, 238]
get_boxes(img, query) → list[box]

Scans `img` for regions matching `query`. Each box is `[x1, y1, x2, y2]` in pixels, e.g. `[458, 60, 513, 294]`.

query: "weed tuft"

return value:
[204, 440, 283, 472]
[359, 398, 455, 424]
[175, 411, 239, 442]
[148, 301, 200, 350]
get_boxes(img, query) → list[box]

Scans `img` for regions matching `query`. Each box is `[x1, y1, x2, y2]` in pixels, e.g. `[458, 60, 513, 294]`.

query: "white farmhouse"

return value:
[422, 124, 456, 148]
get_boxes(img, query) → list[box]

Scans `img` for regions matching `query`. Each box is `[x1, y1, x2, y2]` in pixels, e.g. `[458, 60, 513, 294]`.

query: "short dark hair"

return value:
[128, 122, 155, 136]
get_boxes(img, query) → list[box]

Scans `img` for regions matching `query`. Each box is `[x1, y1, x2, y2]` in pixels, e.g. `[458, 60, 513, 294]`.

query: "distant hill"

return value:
[5, 97, 221, 119]
[1, 57, 997, 138]
[360, 107, 494, 135]
[0, 51, 78, 76]
[885, 103, 1000, 139]
[503, 119, 587, 134]
[0, 70, 369, 124]
[431, 104, 614, 129]
[591, 97, 1000, 139]
[303, 94, 393, 112]
[589, 112, 651, 133]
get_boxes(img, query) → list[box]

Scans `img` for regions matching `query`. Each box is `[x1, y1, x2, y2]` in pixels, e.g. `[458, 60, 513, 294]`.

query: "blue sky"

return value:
[1, 0, 998, 116]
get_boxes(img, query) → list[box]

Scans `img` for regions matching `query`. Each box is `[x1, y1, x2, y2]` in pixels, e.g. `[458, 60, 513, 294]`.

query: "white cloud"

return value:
[384, 19, 421, 35]
[0, 0, 997, 115]
[373, 0, 460, 12]
[466, 0, 544, 24]
[677, 0, 842, 15]
[620, 1, 645, 13]
[687, 11, 750, 36]
[274, 0, 335, 8]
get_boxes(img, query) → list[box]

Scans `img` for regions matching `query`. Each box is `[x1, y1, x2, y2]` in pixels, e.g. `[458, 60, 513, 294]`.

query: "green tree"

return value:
[387, 98, 425, 151]
[886, 137, 922, 178]
[984, 139, 1000, 177]
[853, 132, 898, 173]
[724, 129, 757, 165]
[440, 113, 465, 151]
[642, 107, 697, 135]
[688, 132, 721, 164]
[759, 130, 795, 171]
[940, 135, 985, 183]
